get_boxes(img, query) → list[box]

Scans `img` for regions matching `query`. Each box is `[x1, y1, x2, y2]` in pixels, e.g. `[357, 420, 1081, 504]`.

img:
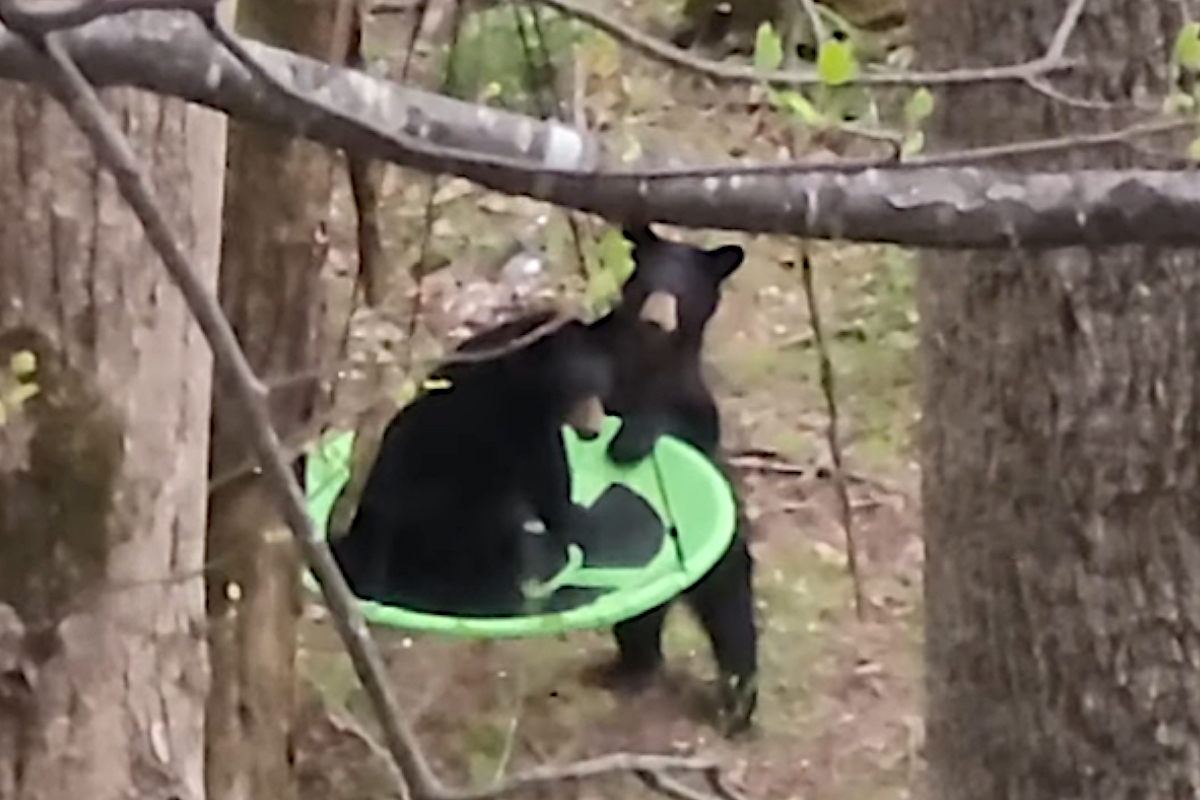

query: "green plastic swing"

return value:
[303, 415, 737, 638]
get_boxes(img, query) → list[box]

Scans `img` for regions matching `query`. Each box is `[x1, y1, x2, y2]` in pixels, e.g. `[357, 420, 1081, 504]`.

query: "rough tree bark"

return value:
[0, 79, 226, 800]
[203, 1, 341, 799]
[913, 0, 1200, 798]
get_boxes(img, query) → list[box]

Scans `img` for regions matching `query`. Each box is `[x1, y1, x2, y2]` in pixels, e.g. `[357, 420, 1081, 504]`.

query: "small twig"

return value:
[408, 669, 453, 724]
[796, 247, 866, 620]
[624, 116, 1195, 179]
[511, 0, 594, 282]
[451, 754, 721, 800]
[327, 707, 413, 800]
[396, 0, 433, 82]
[334, 0, 390, 311]
[1022, 75, 1126, 110]
[371, 0, 423, 14]
[795, 0, 827, 44]
[703, 765, 749, 800]
[1021, 0, 1095, 103]
[437, 311, 573, 365]
[729, 453, 810, 477]
[728, 449, 909, 497]
[399, 0, 464, 375]
[1044, 0, 1089, 63]
[25, 16, 735, 800]
[489, 665, 527, 784]
[207, 311, 577, 494]
[636, 770, 717, 800]
[207, 390, 380, 495]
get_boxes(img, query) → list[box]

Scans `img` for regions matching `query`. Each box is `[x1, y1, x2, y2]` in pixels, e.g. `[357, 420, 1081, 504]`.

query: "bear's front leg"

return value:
[522, 435, 588, 548]
[607, 412, 667, 465]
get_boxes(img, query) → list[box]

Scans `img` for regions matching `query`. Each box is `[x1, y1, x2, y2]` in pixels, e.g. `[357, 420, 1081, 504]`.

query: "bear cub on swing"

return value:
[588, 223, 760, 737]
[331, 310, 613, 618]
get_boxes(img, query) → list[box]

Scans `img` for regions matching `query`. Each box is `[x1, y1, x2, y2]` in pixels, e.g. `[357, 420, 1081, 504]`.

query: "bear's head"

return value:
[436, 309, 612, 440]
[614, 224, 745, 345]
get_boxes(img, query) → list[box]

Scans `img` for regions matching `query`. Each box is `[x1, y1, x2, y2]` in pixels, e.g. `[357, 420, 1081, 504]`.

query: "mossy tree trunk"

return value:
[914, 0, 1200, 797]
[0, 83, 226, 798]
[203, 2, 346, 799]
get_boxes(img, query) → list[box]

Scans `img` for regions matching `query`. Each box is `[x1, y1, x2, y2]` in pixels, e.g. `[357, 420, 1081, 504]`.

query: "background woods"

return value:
[2, 0, 1199, 800]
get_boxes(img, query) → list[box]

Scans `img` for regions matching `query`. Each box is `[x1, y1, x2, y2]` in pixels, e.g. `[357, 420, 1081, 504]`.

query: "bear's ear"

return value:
[708, 244, 745, 281]
[623, 224, 659, 249]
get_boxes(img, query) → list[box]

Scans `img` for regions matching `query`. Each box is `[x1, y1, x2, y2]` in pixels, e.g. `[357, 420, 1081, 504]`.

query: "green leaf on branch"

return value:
[9, 350, 36, 380]
[769, 88, 828, 127]
[817, 38, 859, 86]
[904, 88, 935, 128]
[901, 130, 926, 156]
[1163, 89, 1197, 115]
[584, 227, 635, 312]
[754, 22, 785, 72]
[5, 383, 39, 407]
[1174, 22, 1200, 71]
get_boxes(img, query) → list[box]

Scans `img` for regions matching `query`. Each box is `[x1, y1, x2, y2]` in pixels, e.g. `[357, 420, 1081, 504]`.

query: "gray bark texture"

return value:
[914, 0, 1200, 798]
[0, 79, 227, 799]
[203, 1, 341, 799]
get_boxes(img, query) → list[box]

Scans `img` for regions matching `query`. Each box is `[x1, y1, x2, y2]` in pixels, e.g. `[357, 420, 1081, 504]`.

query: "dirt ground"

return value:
[293, 3, 926, 799]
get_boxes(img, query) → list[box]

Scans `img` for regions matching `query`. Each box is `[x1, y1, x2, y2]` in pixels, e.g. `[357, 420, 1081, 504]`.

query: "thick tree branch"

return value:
[18, 12, 735, 800]
[0, 11, 601, 173]
[3, 5, 1198, 249]
[0, 0, 214, 33]
[2, 10, 1198, 249]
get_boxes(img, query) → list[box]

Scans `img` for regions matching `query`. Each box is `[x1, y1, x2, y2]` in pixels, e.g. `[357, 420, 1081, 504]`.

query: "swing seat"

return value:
[303, 415, 737, 638]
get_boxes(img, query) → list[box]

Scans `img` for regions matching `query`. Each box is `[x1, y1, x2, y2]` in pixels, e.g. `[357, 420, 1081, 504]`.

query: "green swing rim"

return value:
[303, 415, 738, 638]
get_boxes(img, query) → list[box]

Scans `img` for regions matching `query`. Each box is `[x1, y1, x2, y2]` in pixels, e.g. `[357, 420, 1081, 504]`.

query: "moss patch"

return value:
[0, 326, 123, 628]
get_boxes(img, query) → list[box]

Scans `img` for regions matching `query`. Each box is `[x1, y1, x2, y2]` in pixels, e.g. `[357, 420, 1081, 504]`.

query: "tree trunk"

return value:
[203, 1, 342, 799]
[0, 81, 226, 799]
[913, 0, 1200, 798]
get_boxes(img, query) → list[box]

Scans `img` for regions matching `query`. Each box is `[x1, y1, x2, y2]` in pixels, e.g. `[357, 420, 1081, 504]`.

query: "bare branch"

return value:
[327, 707, 413, 800]
[1022, 74, 1127, 110]
[529, 0, 1077, 88]
[797, 249, 866, 620]
[1044, 0, 1089, 63]
[22, 15, 738, 800]
[636, 769, 719, 800]
[703, 765, 749, 800]
[206, 310, 579, 496]
[438, 311, 574, 365]
[446, 754, 722, 800]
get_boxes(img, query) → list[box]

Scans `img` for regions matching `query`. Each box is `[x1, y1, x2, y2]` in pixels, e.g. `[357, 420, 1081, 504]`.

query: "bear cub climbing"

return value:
[588, 223, 760, 736]
[331, 310, 612, 618]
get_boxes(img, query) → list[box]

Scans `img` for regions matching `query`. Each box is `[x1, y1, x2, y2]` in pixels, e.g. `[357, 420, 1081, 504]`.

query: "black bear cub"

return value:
[331, 309, 612, 617]
[588, 224, 760, 736]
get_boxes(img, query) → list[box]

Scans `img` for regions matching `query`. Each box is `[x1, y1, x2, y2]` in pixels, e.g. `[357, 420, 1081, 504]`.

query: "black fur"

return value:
[588, 224, 759, 736]
[331, 310, 612, 618]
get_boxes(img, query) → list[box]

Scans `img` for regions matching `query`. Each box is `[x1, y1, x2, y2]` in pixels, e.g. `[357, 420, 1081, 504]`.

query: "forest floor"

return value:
[294, 2, 926, 799]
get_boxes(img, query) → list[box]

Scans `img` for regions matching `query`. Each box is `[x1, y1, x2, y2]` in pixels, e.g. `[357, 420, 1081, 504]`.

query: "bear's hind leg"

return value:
[685, 536, 759, 737]
[584, 602, 671, 693]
